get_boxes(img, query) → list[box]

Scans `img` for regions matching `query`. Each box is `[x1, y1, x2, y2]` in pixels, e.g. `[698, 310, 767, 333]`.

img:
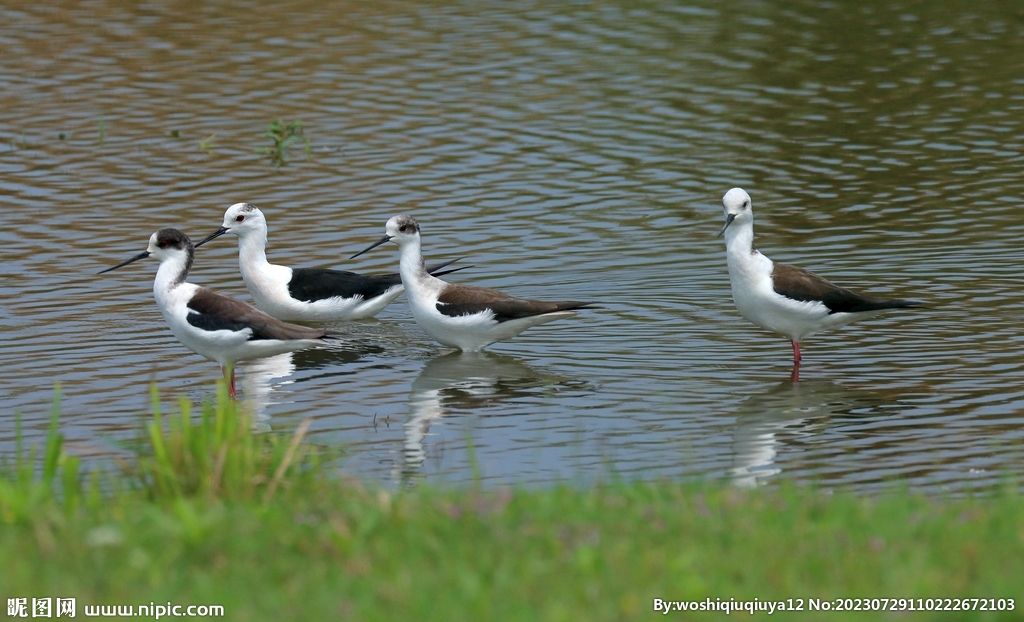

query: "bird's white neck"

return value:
[153, 251, 191, 292]
[398, 237, 430, 287]
[724, 220, 757, 266]
[152, 251, 193, 313]
[723, 218, 775, 308]
[237, 231, 272, 274]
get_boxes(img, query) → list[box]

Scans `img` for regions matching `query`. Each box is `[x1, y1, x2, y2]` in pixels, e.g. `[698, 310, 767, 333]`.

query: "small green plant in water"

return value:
[8, 133, 29, 150]
[200, 133, 217, 154]
[258, 118, 306, 166]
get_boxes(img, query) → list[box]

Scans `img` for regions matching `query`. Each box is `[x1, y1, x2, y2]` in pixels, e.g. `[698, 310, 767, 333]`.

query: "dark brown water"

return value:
[3, 0, 1023, 491]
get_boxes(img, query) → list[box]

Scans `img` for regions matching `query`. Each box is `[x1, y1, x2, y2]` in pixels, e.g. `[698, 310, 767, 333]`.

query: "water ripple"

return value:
[1, 0, 1023, 493]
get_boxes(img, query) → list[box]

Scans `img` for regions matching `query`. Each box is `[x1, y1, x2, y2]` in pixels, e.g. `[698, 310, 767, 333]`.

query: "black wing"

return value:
[186, 289, 326, 341]
[287, 259, 466, 303]
[436, 283, 593, 323]
[288, 268, 401, 303]
[772, 263, 922, 314]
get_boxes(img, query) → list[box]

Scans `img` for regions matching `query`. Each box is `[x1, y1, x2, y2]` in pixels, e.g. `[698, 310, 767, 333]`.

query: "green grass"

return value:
[1, 386, 1021, 621]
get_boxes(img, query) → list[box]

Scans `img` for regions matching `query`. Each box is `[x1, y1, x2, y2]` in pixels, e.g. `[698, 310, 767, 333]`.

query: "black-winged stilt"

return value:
[99, 228, 333, 398]
[194, 203, 465, 322]
[719, 187, 922, 376]
[351, 215, 593, 352]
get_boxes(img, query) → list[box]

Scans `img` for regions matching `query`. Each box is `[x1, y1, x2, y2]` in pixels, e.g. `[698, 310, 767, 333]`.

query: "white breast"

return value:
[727, 249, 832, 342]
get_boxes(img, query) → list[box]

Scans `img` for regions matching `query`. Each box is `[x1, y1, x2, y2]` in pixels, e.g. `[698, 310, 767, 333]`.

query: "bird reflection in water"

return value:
[729, 378, 903, 488]
[398, 352, 570, 486]
[238, 339, 384, 430]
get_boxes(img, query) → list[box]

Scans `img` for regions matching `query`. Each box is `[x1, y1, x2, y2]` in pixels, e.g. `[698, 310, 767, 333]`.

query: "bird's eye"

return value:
[399, 224, 408, 233]
[743, 201, 750, 209]
[235, 215, 245, 223]
[158, 240, 168, 248]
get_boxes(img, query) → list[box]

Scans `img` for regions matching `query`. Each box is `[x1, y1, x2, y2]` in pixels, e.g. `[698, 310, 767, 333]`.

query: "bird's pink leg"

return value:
[790, 341, 802, 383]
[222, 365, 237, 400]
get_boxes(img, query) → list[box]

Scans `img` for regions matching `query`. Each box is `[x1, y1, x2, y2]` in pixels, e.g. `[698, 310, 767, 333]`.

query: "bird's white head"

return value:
[193, 203, 267, 249]
[385, 214, 421, 245]
[349, 214, 421, 260]
[719, 187, 753, 237]
[220, 203, 267, 238]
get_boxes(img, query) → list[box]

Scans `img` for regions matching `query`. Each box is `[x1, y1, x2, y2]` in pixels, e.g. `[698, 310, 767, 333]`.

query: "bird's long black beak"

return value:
[717, 213, 736, 237]
[350, 235, 393, 260]
[194, 226, 229, 248]
[97, 250, 151, 274]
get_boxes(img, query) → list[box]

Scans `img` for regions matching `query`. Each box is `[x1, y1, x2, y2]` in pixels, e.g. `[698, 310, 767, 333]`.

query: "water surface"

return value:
[3, 0, 1024, 492]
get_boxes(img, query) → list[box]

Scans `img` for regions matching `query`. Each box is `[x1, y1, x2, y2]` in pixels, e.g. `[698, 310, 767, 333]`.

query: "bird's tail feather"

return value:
[426, 257, 471, 278]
